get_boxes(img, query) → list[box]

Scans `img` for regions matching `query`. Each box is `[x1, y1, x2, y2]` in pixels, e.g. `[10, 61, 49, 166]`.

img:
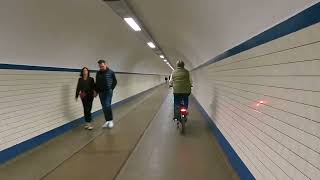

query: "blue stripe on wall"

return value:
[0, 110, 101, 165]
[0, 63, 80, 72]
[192, 95, 255, 180]
[193, 2, 320, 70]
[0, 83, 163, 165]
[0, 63, 166, 76]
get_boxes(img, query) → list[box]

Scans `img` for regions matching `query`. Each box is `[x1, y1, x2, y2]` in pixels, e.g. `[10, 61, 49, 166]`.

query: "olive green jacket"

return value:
[169, 67, 192, 94]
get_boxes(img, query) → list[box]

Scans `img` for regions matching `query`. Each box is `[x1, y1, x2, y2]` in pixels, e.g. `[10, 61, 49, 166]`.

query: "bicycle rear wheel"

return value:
[180, 117, 186, 134]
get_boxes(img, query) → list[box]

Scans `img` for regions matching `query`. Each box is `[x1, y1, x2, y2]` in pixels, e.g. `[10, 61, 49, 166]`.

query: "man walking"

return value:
[95, 59, 117, 128]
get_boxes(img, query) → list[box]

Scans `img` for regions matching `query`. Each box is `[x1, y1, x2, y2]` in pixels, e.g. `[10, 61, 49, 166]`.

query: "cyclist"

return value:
[169, 60, 192, 120]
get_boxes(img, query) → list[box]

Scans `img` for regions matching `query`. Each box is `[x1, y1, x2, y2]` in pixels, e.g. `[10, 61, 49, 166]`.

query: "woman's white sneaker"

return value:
[84, 123, 89, 129]
[85, 123, 93, 130]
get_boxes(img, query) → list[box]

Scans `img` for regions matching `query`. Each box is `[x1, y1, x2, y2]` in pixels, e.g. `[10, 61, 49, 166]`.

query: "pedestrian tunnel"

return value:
[0, 1, 320, 180]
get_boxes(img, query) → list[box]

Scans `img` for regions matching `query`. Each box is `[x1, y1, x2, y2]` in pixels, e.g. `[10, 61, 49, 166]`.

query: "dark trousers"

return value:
[81, 95, 94, 123]
[173, 93, 190, 119]
[99, 90, 113, 121]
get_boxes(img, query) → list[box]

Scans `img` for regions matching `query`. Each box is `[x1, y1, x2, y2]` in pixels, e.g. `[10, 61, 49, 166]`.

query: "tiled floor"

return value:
[116, 94, 238, 180]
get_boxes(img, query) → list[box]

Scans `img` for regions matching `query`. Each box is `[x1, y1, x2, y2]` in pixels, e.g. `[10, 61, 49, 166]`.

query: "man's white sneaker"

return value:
[102, 121, 109, 128]
[108, 121, 114, 128]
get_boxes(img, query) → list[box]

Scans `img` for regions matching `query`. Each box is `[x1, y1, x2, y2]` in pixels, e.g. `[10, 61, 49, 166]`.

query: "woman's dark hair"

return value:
[80, 67, 90, 78]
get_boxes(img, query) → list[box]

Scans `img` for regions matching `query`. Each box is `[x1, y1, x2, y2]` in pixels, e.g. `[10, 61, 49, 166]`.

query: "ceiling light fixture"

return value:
[147, 42, 156, 48]
[124, 17, 141, 31]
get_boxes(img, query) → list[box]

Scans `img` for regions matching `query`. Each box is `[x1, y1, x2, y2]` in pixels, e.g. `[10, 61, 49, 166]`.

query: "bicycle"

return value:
[173, 99, 188, 135]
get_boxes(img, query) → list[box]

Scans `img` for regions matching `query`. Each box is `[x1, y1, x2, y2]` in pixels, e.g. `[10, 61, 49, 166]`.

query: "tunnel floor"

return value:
[0, 85, 238, 180]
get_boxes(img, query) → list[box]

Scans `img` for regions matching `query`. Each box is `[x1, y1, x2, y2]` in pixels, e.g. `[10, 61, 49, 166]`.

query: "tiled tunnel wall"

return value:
[192, 14, 320, 180]
[0, 69, 163, 153]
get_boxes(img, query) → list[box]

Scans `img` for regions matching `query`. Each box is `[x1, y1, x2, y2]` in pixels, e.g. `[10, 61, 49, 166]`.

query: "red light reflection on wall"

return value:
[256, 100, 266, 107]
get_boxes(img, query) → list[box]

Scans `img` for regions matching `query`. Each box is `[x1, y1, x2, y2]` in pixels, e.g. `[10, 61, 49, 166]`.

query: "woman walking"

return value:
[76, 67, 95, 130]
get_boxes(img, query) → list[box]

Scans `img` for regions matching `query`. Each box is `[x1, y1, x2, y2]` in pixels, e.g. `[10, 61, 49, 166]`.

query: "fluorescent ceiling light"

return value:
[164, 59, 167, 62]
[147, 42, 156, 48]
[124, 17, 141, 31]
[160, 55, 164, 59]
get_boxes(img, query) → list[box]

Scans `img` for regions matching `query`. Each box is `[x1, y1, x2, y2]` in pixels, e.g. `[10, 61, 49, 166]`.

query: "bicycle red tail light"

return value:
[180, 108, 187, 112]
[180, 107, 188, 115]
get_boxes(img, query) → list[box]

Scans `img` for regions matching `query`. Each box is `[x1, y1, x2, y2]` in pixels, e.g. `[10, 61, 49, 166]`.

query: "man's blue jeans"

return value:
[99, 90, 113, 121]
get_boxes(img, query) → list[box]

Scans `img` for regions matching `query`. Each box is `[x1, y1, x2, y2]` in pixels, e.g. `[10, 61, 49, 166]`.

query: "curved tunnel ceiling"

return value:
[0, 0, 170, 74]
[127, 0, 319, 69]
